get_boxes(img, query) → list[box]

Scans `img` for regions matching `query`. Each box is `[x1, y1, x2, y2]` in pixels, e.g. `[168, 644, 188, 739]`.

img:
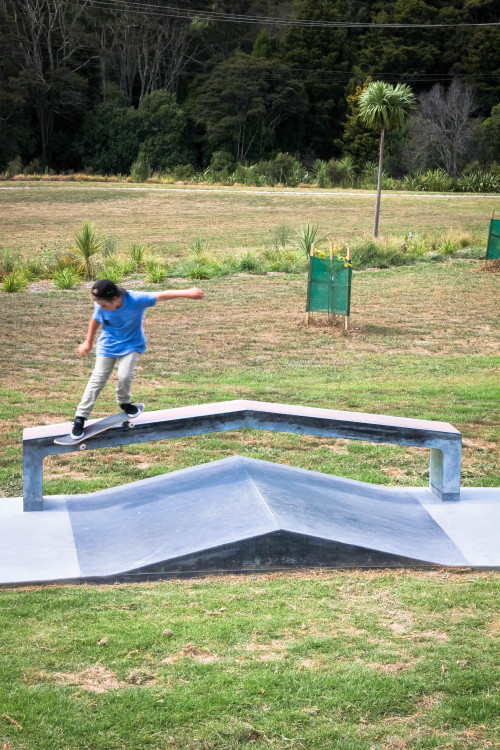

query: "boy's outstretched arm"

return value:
[155, 287, 204, 301]
[78, 318, 100, 357]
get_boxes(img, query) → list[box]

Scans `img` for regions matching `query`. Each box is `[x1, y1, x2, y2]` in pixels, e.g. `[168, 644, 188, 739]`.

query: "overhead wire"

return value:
[77, 0, 500, 29]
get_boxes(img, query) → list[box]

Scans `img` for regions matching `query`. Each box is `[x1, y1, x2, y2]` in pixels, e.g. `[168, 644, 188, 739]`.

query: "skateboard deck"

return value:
[54, 404, 144, 449]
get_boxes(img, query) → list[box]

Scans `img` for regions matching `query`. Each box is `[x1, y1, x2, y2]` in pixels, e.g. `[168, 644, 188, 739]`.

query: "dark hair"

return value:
[91, 279, 125, 301]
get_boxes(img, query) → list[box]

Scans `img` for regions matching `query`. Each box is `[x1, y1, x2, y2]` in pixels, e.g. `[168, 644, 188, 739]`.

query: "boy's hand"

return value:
[186, 287, 204, 299]
[78, 341, 92, 357]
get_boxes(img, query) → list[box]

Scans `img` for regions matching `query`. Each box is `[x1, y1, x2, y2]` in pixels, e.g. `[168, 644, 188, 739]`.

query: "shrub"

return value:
[251, 154, 304, 187]
[205, 151, 235, 183]
[313, 160, 329, 188]
[402, 169, 454, 192]
[236, 251, 265, 274]
[262, 247, 307, 273]
[172, 164, 195, 181]
[129, 243, 146, 270]
[402, 232, 431, 257]
[102, 235, 118, 259]
[437, 238, 458, 256]
[53, 268, 81, 289]
[23, 158, 43, 175]
[457, 170, 500, 193]
[146, 263, 167, 283]
[357, 162, 379, 189]
[98, 259, 123, 283]
[4, 156, 22, 178]
[2, 270, 27, 292]
[231, 163, 249, 184]
[0, 248, 20, 278]
[178, 260, 216, 280]
[130, 152, 151, 183]
[315, 157, 356, 188]
[350, 239, 415, 269]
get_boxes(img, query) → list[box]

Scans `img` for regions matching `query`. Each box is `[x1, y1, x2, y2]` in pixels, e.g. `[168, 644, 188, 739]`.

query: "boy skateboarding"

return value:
[71, 279, 204, 439]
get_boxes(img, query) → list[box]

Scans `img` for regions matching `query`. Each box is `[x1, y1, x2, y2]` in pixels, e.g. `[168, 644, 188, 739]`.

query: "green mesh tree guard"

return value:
[486, 219, 500, 259]
[305, 256, 352, 315]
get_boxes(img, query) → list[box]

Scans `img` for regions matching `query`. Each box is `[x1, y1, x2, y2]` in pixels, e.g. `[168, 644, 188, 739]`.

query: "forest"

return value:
[1, 0, 500, 182]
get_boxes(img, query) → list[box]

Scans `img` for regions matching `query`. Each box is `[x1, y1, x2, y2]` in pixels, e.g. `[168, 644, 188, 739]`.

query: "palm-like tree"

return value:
[359, 81, 416, 237]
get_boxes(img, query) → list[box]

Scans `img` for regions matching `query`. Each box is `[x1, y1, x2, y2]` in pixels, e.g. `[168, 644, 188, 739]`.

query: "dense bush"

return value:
[401, 169, 455, 192]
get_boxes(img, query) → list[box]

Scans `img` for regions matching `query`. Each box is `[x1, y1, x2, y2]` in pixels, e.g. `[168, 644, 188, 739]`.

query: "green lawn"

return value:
[1, 571, 499, 749]
[0, 184, 499, 749]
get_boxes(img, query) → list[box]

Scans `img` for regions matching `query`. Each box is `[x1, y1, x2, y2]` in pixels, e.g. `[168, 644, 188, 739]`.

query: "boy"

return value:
[72, 279, 204, 438]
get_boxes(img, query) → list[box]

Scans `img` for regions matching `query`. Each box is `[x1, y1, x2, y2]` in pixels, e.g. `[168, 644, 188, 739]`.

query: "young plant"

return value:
[2, 270, 27, 292]
[237, 251, 265, 274]
[296, 224, 322, 256]
[129, 243, 146, 270]
[52, 268, 81, 290]
[73, 222, 104, 280]
[189, 236, 210, 258]
[438, 238, 458, 256]
[146, 263, 167, 283]
[0, 248, 20, 277]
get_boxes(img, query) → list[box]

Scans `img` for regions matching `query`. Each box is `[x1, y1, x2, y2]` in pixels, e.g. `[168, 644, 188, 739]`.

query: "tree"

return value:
[481, 103, 500, 167]
[89, 3, 198, 104]
[1, 0, 90, 165]
[137, 91, 192, 172]
[191, 52, 306, 163]
[358, 81, 416, 237]
[279, 0, 358, 159]
[342, 78, 380, 168]
[408, 79, 478, 177]
[78, 87, 140, 174]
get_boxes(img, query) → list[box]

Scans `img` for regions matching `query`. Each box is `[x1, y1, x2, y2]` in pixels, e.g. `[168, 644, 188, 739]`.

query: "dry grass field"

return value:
[0, 182, 498, 497]
[1, 182, 498, 257]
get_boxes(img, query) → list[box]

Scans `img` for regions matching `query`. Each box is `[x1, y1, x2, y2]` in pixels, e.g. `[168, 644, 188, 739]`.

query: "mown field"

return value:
[0, 184, 499, 749]
[0, 182, 498, 258]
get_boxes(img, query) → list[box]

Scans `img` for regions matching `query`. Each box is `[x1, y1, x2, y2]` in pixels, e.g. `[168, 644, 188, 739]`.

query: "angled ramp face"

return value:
[66, 456, 467, 581]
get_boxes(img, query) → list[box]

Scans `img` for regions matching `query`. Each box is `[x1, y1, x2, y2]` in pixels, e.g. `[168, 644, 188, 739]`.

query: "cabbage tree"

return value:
[359, 81, 416, 237]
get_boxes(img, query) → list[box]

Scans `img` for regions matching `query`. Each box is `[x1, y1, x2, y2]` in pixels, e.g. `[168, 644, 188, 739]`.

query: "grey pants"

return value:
[76, 352, 140, 419]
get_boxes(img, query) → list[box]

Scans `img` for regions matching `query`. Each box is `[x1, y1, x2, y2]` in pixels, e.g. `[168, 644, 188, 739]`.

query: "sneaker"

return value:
[120, 402, 140, 417]
[71, 417, 85, 439]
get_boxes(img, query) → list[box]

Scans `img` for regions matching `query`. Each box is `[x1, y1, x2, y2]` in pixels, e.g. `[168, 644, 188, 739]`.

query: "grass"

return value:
[0, 264, 498, 497]
[0, 183, 499, 748]
[0, 571, 499, 749]
[0, 182, 496, 259]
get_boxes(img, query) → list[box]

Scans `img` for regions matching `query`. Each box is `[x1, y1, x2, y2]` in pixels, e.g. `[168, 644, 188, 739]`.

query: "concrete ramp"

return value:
[66, 456, 467, 580]
[2, 455, 499, 585]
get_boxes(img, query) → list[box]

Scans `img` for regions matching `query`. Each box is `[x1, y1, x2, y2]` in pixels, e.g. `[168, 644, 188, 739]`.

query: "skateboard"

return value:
[54, 404, 144, 450]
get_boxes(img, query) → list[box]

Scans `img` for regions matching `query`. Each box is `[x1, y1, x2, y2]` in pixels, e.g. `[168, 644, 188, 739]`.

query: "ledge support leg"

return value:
[430, 442, 461, 502]
[23, 445, 44, 511]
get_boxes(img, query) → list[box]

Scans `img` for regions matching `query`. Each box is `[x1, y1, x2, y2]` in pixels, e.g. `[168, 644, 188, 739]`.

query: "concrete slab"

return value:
[0, 496, 80, 585]
[1, 456, 499, 585]
[418, 487, 500, 567]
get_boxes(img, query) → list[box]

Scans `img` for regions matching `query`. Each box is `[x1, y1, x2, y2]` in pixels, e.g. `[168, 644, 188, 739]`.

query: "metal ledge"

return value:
[22, 400, 462, 510]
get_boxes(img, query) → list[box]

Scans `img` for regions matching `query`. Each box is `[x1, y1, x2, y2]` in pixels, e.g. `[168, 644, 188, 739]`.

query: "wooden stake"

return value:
[305, 243, 315, 325]
[344, 245, 351, 332]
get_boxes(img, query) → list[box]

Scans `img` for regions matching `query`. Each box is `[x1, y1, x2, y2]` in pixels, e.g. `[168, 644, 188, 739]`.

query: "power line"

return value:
[84, 0, 500, 29]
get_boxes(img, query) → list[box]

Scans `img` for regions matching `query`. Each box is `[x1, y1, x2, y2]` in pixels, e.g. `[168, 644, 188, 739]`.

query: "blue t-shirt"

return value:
[93, 291, 157, 357]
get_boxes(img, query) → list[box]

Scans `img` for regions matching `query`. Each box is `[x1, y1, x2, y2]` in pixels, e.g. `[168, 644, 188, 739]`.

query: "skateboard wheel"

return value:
[79, 443, 87, 451]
